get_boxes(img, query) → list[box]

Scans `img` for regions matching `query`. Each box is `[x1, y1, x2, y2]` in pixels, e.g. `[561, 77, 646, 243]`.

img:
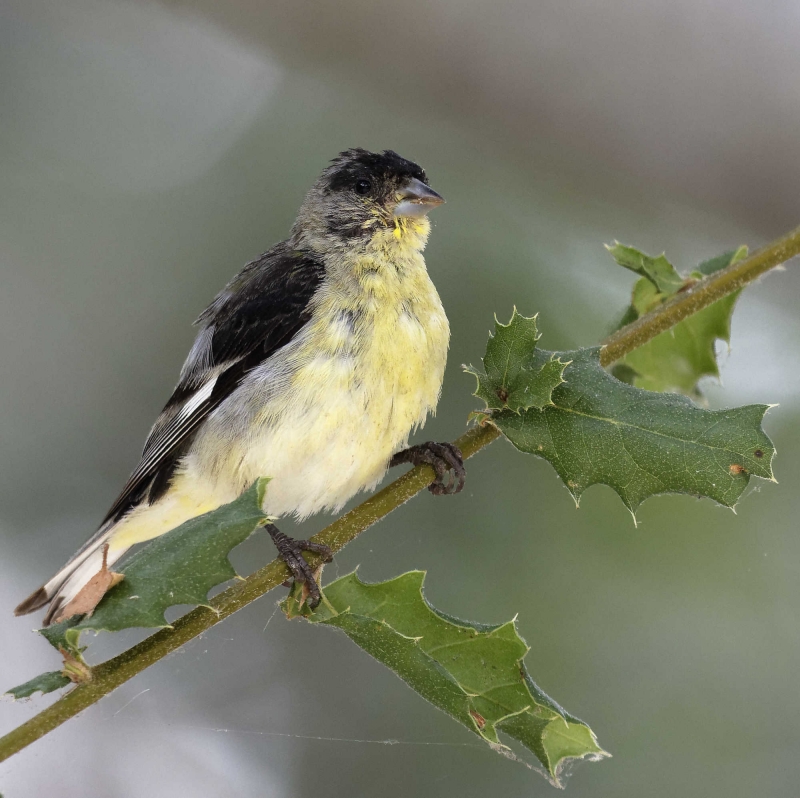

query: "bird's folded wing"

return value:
[98, 245, 325, 528]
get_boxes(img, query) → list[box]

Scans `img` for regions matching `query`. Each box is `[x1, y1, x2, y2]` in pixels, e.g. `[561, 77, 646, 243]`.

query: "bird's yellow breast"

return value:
[295, 240, 448, 442]
[178, 225, 449, 519]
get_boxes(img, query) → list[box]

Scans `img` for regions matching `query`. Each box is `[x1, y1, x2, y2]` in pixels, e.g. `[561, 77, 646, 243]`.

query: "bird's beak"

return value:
[393, 178, 445, 218]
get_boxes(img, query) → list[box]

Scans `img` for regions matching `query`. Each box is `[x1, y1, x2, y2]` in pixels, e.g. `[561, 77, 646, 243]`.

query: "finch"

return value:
[15, 148, 465, 624]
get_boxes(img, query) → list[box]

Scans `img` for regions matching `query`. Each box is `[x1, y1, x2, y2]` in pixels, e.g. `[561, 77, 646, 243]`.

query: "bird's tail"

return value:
[15, 472, 221, 626]
[14, 524, 128, 627]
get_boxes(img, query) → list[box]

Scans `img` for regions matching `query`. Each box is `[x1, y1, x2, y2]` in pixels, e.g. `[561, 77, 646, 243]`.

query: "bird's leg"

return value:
[267, 525, 332, 609]
[390, 442, 466, 495]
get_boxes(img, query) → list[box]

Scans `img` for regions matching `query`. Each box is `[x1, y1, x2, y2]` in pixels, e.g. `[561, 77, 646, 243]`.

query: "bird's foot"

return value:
[390, 441, 466, 495]
[268, 526, 332, 609]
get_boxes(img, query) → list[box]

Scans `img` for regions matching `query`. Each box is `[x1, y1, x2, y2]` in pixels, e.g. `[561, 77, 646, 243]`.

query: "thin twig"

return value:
[600, 225, 800, 366]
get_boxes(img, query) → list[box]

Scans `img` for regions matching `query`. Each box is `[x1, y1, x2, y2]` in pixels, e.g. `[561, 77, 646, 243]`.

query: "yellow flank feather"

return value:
[109, 214, 449, 550]
[108, 486, 221, 553]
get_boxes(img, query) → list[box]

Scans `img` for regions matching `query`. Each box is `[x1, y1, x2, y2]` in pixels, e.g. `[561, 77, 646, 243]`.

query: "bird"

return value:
[15, 148, 465, 626]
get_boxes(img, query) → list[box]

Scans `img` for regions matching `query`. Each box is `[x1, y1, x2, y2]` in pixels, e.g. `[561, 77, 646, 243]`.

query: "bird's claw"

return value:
[268, 528, 332, 609]
[390, 441, 466, 495]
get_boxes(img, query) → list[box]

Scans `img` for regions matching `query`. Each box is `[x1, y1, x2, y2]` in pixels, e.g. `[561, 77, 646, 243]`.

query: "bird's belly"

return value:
[247, 381, 407, 518]
[191, 304, 448, 519]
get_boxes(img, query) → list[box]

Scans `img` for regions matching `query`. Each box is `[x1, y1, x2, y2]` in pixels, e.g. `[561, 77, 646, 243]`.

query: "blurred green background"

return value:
[2, 1, 799, 795]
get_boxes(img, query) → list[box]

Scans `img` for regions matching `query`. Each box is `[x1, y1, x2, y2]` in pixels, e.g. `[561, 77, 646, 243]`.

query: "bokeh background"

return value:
[2, 1, 800, 796]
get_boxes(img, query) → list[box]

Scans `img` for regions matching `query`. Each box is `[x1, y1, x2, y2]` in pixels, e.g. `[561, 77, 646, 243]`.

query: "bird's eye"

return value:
[354, 179, 371, 195]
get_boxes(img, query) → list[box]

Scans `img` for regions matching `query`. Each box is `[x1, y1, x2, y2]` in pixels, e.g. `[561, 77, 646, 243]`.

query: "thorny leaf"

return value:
[609, 245, 748, 398]
[39, 619, 83, 660]
[491, 345, 775, 516]
[37, 479, 270, 655]
[605, 241, 685, 295]
[283, 570, 608, 787]
[5, 671, 71, 700]
[464, 310, 568, 412]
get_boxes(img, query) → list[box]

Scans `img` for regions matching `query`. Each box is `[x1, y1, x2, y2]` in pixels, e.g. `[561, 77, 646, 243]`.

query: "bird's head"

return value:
[293, 149, 444, 253]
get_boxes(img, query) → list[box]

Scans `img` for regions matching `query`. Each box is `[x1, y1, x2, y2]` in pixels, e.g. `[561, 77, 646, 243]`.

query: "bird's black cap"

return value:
[325, 148, 428, 193]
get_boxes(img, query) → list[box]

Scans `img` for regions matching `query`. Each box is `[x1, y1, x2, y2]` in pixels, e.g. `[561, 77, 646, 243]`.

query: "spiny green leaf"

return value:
[491, 346, 775, 515]
[629, 275, 663, 317]
[283, 570, 608, 786]
[606, 241, 685, 294]
[610, 245, 748, 398]
[5, 671, 71, 699]
[40, 479, 269, 652]
[464, 310, 568, 412]
[39, 616, 84, 657]
[613, 293, 739, 397]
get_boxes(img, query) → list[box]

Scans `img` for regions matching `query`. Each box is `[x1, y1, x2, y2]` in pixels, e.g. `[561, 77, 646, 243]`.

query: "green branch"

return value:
[600, 225, 800, 366]
[2, 222, 798, 764]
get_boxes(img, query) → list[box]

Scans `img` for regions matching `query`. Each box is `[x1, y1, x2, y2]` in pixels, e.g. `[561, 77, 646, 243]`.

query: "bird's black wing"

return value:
[100, 243, 325, 526]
